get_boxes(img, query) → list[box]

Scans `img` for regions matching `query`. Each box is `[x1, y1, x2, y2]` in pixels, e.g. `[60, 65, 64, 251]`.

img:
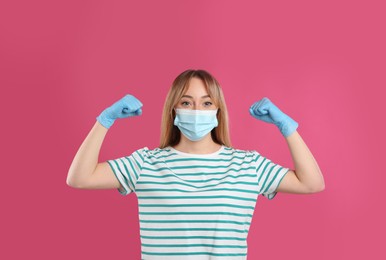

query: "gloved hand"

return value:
[96, 94, 143, 129]
[249, 97, 298, 137]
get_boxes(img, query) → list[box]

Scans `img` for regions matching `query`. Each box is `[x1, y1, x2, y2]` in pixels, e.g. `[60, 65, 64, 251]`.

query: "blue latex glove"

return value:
[96, 94, 143, 129]
[249, 97, 298, 137]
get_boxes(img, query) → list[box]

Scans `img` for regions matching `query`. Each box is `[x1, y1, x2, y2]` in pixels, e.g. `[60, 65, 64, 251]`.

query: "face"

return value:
[175, 77, 217, 110]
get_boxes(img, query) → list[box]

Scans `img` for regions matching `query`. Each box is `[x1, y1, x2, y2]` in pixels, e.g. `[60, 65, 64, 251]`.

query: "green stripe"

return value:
[265, 168, 289, 199]
[143, 164, 256, 171]
[142, 251, 246, 256]
[137, 195, 256, 202]
[252, 154, 262, 163]
[138, 203, 255, 210]
[147, 152, 179, 160]
[167, 154, 253, 162]
[139, 219, 250, 225]
[139, 211, 253, 217]
[141, 243, 247, 248]
[259, 160, 270, 183]
[107, 160, 129, 194]
[116, 158, 134, 189]
[133, 150, 143, 171]
[141, 167, 257, 176]
[140, 227, 246, 233]
[143, 171, 246, 177]
[260, 164, 275, 191]
[112, 159, 133, 191]
[219, 149, 249, 155]
[126, 157, 139, 182]
[154, 148, 171, 156]
[256, 158, 267, 179]
[140, 235, 246, 241]
[136, 181, 258, 190]
[263, 166, 285, 193]
[139, 173, 256, 182]
[135, 150, 144, 164]
[135, 188, 258, 194]
[149, 155, 254, 165]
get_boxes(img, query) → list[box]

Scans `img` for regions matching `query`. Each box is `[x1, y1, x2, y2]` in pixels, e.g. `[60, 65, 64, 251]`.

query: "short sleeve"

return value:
[252, 151, 290, 200]
[106, 147, 148, 196]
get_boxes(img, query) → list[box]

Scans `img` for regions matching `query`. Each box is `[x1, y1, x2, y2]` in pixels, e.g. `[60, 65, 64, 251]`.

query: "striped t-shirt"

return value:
[107, 145, 289, 260]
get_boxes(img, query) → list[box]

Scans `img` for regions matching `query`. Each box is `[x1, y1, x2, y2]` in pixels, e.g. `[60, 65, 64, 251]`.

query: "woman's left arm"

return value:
[276, 130, 325, 194]
[249, 97, 325, 194]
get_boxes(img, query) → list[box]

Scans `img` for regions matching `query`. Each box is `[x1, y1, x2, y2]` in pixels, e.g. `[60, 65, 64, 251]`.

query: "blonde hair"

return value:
[159, 69, 232, 148]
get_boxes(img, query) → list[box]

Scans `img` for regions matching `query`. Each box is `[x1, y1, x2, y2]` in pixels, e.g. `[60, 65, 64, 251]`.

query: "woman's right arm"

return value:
[66, 121, 121, 189]
[66, 94, 143, 190]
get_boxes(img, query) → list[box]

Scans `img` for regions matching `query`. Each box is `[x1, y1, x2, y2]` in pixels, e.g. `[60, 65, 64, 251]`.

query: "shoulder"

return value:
[222, 146, 259, 159]
[133, 146, 175, 161]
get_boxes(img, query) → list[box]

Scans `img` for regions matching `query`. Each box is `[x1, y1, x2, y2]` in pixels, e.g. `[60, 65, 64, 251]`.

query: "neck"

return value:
[173, 134, 222, 154]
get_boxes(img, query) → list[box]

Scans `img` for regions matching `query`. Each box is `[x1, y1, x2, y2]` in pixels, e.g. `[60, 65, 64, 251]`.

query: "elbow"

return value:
[306, 170, 325, 193]
[66, 169, 75, 187]
[316, 174, 326, 192]
[319, 180, 326, 191]
[66, 170, 93, 189]
[66, 179, 85, 189]
[313, 184, 325, 193]
[308, 181, 325, 193]
[66, 177, 77, 188]
[66, 173, 83, 188]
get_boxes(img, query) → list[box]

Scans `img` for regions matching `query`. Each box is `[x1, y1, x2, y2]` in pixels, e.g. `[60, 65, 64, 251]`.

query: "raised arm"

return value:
[277, 130, 324, 193]
[249, 97, 325, 194]
[66, 121, 112, 188]
[66, 94, 143, 190]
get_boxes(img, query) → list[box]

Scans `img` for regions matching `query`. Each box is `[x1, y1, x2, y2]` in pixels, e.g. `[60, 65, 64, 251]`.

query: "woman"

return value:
[67, 69, 325, 259]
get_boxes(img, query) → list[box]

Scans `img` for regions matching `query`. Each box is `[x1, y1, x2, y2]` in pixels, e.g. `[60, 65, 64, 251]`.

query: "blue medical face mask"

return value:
[174, 108, 219, 141]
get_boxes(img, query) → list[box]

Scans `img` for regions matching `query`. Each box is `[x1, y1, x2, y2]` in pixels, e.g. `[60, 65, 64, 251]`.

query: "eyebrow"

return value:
[181, 95, 211, 99]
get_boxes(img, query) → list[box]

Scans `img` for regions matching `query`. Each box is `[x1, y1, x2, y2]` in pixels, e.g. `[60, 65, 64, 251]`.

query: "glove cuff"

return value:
[96, 111, 115, 129]
[279, 116, 298, 137]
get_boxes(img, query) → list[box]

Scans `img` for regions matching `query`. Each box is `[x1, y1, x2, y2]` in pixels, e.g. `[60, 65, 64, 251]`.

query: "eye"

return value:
[204, 101, 213, 107]
[181, 101, 191, 106]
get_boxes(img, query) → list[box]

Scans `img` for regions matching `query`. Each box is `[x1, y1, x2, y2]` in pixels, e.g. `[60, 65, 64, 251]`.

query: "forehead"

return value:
[183, 77, 208, 96]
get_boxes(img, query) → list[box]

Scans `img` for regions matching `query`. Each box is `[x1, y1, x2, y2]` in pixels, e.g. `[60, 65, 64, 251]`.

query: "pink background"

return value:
[1, 0, 385, 259]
